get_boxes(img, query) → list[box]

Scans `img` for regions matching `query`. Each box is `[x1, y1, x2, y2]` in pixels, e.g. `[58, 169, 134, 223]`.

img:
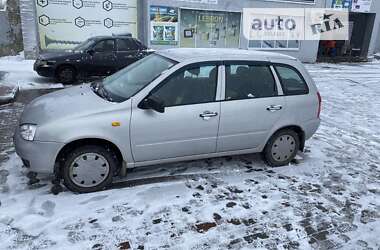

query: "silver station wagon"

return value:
[15, 48, 321, 193]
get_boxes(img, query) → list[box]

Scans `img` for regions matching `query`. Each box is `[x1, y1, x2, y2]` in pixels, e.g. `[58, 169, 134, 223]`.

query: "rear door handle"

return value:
[200, 111, 218, 120]
[266, 105, 282, 112]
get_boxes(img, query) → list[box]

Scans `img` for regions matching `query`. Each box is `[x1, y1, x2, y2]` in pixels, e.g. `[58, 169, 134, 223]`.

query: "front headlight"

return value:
[40, 60, 56, 66]
[20, 124, 37, 141]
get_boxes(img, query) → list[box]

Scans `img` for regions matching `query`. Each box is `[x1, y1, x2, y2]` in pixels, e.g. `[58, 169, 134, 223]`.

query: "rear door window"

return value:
[225, 64, 277, 100]
[275, 66, 309, 95]
[117, 39, 139, 51]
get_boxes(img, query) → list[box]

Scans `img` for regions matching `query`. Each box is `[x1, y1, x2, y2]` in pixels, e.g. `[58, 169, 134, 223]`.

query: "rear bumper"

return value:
[14, 129, 64, 174]
[304, 118, 321, 140]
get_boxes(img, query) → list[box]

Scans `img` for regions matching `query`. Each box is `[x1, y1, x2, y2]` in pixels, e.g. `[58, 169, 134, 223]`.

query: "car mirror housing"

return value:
[87, 49, 95, 55]
[138, 95, 165, 113]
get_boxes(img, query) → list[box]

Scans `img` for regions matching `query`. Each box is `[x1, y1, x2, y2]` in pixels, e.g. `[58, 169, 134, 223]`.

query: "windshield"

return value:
[74, 39, 95, 51]
[102, 54, 177, 102]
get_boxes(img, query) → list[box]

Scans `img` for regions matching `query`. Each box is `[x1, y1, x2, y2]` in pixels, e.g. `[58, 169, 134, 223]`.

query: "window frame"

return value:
[148, 61, 222, 108]
[273, 63, 310, 96]
[222, 60, 280, 102]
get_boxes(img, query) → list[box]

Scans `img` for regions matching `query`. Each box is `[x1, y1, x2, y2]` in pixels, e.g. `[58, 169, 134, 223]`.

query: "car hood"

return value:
[38, 51, 81, 60]
[20, 84, 114, 125]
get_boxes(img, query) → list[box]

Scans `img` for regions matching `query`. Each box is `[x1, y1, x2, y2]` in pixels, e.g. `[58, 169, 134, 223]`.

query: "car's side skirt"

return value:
[126, 146, 264, 169]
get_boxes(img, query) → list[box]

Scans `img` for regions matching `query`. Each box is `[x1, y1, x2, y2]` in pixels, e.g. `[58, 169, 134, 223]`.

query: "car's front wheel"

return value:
[62, 145, 117, 193]
[263, 129, 300, 167]
[56, 65, 76, 84]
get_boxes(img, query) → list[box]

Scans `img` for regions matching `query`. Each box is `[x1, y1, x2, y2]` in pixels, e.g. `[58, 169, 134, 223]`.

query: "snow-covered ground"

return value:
[0, 60, 379, 249]
[0, 53, 63, 90]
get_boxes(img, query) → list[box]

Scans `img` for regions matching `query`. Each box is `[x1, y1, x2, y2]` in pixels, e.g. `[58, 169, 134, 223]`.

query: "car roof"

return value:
[91, 35, 134, 40]
[156, 48, 297, 63]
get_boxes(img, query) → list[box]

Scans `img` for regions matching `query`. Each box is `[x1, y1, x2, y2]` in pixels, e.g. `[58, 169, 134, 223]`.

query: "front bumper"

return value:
[14, 128, 64, 174]
[34, 61, 56, 78]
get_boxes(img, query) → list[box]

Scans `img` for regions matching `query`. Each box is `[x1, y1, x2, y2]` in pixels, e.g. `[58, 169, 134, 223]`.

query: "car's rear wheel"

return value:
[62, 145, 116, 193]
[263, 129, 300, 167]
[56, 65, 76, 84]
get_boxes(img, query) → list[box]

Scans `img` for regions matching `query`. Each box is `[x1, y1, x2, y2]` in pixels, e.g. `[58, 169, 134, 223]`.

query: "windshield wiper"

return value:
[91, 81, 114, 102]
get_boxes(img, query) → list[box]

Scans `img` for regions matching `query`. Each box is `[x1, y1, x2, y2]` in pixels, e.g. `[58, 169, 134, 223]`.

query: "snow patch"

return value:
[0, 52, 63, 90]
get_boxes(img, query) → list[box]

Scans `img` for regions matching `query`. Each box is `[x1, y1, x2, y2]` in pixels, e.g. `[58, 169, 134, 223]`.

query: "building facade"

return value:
[320, 0, 380, 61]
[19, 0, 380, 62]
[139, 0, 324, 62]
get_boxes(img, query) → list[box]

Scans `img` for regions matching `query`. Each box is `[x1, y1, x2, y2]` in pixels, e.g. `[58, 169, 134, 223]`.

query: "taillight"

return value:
[317, 92, 322, 118]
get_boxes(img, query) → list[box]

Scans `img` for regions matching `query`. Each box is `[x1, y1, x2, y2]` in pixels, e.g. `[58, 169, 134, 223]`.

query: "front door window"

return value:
[151, 64, 218, 107]
[93, 39, 115, 53]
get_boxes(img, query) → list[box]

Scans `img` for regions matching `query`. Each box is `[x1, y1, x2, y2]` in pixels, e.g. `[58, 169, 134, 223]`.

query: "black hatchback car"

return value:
[34, 35, 152, 84]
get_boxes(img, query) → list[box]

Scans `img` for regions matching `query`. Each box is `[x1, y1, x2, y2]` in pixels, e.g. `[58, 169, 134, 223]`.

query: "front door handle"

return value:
[200, 111, 218, 120]
[266, 105, 282, 112]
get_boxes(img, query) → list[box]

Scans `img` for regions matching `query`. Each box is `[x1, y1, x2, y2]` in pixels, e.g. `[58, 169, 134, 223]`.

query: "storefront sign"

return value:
[351, 0, 372, 12]
[180, 9, 241, 48]
[150, 6, 179, 45]
[35, 0, 138, 50]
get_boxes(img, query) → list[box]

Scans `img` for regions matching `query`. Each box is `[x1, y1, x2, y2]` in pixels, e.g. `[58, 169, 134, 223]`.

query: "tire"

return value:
[263, 129, 300, 167]
[56, 65, 76, 84]
[62, 145, 117, 193]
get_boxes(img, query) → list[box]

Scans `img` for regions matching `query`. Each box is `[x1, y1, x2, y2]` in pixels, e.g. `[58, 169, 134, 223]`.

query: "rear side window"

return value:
[275, 66, 309, 95]
[225, 64, 277, 100]
[117, 39, 138, 51]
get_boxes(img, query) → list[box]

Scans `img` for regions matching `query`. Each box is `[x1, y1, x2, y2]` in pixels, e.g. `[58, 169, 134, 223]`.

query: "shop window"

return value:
[249, 40, 300, 50]
[180, 9, 241, 49]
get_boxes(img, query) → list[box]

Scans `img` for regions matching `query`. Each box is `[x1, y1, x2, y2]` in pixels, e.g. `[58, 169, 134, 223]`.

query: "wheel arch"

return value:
[266, 125, 305, 152]
[54, 138, 124, 178]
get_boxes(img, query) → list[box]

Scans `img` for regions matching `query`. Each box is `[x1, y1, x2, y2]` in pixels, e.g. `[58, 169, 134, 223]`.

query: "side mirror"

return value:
[87, 49, 95, 56]
[138, 95, 165, 113]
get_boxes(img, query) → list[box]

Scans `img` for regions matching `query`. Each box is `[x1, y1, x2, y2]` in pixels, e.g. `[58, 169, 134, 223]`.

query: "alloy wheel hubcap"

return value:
[271, 135, 296, 162]
[69, 153, 110, 188]
[60, 69, 73, 81]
